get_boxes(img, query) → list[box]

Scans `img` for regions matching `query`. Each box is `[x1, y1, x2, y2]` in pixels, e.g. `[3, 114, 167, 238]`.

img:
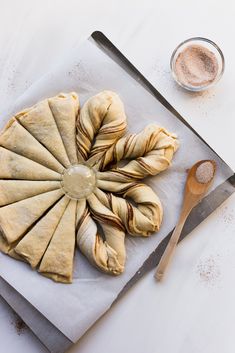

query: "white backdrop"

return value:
[0, 1, 235, 352]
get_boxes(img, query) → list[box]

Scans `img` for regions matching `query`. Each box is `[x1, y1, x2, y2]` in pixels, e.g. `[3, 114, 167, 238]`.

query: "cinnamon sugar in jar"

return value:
[171, 37, 224, 91]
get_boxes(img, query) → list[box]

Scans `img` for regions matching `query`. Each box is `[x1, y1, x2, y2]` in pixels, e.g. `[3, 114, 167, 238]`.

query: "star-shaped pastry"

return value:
[0, 91, 179, 283]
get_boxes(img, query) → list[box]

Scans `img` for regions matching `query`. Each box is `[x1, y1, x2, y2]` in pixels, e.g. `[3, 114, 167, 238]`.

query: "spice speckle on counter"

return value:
[11, 313, 27, 336]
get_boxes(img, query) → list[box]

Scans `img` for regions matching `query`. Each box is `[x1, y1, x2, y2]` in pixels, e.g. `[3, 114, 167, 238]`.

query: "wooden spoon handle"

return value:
[155, 212, 188, 281]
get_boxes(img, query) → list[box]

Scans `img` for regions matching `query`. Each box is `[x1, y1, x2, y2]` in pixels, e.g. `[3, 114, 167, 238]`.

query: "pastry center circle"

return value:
[61, 164, 96, 199]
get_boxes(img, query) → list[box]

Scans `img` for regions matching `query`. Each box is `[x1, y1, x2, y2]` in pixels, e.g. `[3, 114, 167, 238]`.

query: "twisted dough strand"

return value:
[76, 91, 127, 161]
[96, 124, 179, 179]
[94, 184, 163, 236]
[76, 193, 126, 275]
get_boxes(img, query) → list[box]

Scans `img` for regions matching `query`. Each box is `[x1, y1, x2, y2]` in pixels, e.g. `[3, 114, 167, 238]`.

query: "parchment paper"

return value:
[0, 37, 232, 342]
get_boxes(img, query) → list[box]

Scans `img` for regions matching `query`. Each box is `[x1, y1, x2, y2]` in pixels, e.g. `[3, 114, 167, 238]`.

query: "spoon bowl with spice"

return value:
[171, 37, 225, 92]
[155, 159, 216, 281]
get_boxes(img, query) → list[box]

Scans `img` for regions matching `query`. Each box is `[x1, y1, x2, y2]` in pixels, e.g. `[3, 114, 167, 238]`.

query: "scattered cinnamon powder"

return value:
[11, 313, 27, 335]
[221, 206, 235, 226]
[175, 44, 219, 88]
[196, 255, 221, 286]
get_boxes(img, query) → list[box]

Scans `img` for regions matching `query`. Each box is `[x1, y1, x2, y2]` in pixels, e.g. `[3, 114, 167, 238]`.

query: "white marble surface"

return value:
[0, 0, 235, 352]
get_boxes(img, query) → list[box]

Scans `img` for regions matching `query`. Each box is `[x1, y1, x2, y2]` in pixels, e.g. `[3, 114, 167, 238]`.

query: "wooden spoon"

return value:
[155, 160, 216, 281]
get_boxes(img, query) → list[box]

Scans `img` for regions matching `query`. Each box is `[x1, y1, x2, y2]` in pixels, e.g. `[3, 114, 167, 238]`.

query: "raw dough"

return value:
[0, 91, 179, 282]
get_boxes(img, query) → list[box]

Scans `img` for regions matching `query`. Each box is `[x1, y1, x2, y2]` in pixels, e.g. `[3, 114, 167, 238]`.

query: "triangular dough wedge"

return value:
[0, 119, 64, 173]
[14, 196, 70, 268]
[49, 93, 79, 164]
[0, 189, 64, 245]
[15, 99, 70, 167]
[8, 249, 26, 261]
[0, 232, 10, 253]
[39, 199, 77, 283]
[0, 147, 61, 180]
[0, 180, 61, 206]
